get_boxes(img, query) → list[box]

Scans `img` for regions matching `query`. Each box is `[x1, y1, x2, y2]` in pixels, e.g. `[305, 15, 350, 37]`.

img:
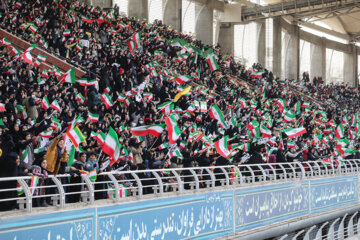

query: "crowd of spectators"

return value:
[0, 0, 359, 211]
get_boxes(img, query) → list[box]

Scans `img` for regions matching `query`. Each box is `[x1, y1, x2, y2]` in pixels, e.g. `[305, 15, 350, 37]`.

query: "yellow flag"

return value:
[174, 86, 191, 102]
[66, 42, 77, 49]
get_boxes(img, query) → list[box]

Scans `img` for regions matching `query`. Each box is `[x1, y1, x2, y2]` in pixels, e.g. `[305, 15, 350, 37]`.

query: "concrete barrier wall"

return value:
[0, 175, 358, 240]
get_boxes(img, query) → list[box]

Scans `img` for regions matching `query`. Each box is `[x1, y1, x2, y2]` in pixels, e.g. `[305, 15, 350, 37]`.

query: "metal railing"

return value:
[1, 159, 359, 213]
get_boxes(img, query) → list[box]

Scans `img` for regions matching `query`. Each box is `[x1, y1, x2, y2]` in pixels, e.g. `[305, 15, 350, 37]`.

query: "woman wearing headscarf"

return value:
[44, 134, 68, 175]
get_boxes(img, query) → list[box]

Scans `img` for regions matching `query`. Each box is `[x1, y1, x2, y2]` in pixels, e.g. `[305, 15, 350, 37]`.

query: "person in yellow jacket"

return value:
[44, 135, 68, 175]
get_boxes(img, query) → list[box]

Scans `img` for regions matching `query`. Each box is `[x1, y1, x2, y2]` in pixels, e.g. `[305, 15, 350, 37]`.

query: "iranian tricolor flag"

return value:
[11, 46, 20, 55]
[128, 41, 135, 51]
[165, 114, 182, 144]
[100, 93, 114, 109]
[66, 126, 85, 148]
[157, 101, 173, 114]
[169, 148, 183, 159]
[284, 110, 296, 123]
[206, 54, 219, 72]
[275, 99, 286, 113]
[131, 124, 166, 138]
[173, 75, 192, 85]
[215, 136, 232, 158]
[37, 54, 47, 62]
[50, 99, 61, 111]
[96, 132, 106, 146]
[239, 98, 248, 108]
[2, 38, 12, 46]
[41, 96, 50, 110]
[22, 52, 33, 65]
[293, 102, 301, 114]
[335, 124, 345, 138]
[102, 127, 121, 160]
[287, 141, 296, 148]
[60, 67, 76, 84]
[88, 112, 99, 123]
[39, 130, 52, 138]
[158, 143, 168, 150]
[63, 29, 71, 36]
[29, 24, 38, 34]
[200, 102, 207, 112]
[260, 123, 272, 138]
[132, 31, 141, 48]
[17, 184, 24, 196]
[76, 93, 85, 103]
[348, 129, 357, 140]
[77, 78, 97, 86]
[20, 148, 29, 165]
[250, 69, 264, 78]
[284, 127, 307, 139]
[209, 104, 228, 129]
[29, 176, 39, 195]
[119, 184, 128, 198]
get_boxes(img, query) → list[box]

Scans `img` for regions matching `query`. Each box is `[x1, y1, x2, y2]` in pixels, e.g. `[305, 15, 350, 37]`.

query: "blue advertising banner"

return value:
[0, 208, 95, 240]
[235, 182, 310, 231]
[0, 175, 358, 240]
[310, 176, 358, 212]
[235, 175, 359, 232]
[97, 191, 234, 240]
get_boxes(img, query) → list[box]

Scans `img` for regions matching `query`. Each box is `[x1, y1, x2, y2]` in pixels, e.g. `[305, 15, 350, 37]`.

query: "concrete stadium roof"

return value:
[221, 0, 360, 42]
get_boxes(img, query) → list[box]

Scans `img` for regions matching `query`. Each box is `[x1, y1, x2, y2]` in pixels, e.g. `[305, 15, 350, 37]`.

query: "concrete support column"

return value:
[218, 23, 234, 55]
[257, 20, 266, 67]
[343, 44, 358, 88]
[310, 37, 326, 83]
[272, 17, 282, 77]
[163, 0, 182, 32]
[195, 3, 213, 45]
[89, 0, 112, 8]
[128, 0, 148, 20]
[285, 23, 300, 80]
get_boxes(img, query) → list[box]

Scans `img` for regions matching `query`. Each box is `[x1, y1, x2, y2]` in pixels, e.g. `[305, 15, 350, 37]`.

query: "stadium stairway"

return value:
[0, 28, 86, 78]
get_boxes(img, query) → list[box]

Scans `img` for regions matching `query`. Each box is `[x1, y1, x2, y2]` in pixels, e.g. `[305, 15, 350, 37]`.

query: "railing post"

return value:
[355, 160, 360, 172]
[306, 161, 314, 177]
[348, 160, 355, 173]
[303, 225, 316, 240]
[294, 162, 305, 179]
[292, 229, 304, 240]
[245, 166, 256, 183]
[316, 222, 328, 240]
[338, 213, 348, 240]
[219, 167, 230, 186]
[151, 171, 164, 196]
[50, 176, 65, 208]
[204, 168, 216, 189]
[348, 212, 358, 237]
[288, 163, 296, 179]
[18, 178, 32, 213]
[342, 161, 348, 174]
[268, 164, 277, 181]
[188, 169, 199, 191]
[106, 173, 121, 201]
[171, 170, 184, 193]
[257, 165, 267, 182]
[327, 218, 340, 240]
[313, 161, 321, 176]
[81, 174, 94, 204]
[278, 163, 287, 180]
[130, 172, 143, 198]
